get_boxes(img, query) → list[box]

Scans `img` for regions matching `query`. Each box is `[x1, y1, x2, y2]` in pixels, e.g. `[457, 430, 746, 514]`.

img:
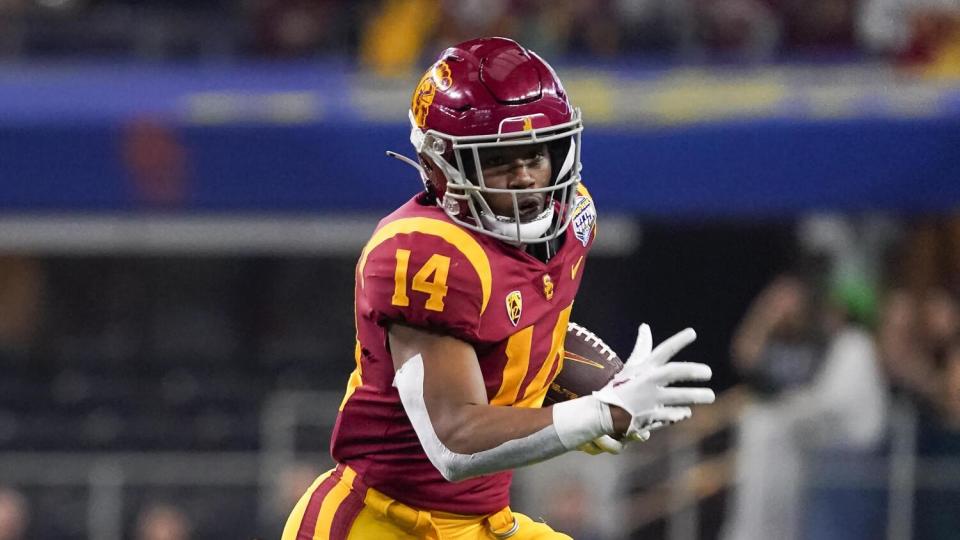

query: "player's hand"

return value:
[578, 434, 623, 455]
[594, 324, 715, 441]
[578, 430, 654, 455]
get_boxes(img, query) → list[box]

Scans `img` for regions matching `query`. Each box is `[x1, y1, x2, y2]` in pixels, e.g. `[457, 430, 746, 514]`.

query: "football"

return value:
[544, 322, 624, 405]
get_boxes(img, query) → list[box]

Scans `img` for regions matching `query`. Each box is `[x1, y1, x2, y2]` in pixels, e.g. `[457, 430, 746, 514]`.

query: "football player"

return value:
[283, 37, 715, 540]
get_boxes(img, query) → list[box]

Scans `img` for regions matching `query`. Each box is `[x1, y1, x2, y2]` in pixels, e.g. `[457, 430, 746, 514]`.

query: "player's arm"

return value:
[390, 322, 621, 481]
[390, 323, 628, 450]
[390, 322, 715, 482]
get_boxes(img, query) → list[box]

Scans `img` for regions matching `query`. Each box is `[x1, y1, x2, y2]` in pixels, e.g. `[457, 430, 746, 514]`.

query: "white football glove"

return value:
[578, 432, 647, 455]
[578, 434, 624, 455]
[578, 322, 653, 455]
[594, 324, 715, 442]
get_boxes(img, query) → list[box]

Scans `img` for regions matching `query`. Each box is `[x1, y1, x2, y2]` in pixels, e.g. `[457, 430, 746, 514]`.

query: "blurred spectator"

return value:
[859, 0, 960, 75]
[723, 270, 887, 540]
[4, 0, 949, 62]
[250, 0, 353, 57]
[944, 338, 960, 427]
[566, 1, 624, 58]
[877, 290, 940, 404]
[729, 275, 823, 397]
[894, 215, 960, 294]
[841, 215, 960, 415]
[907, 306, 960, 540]
[0, 256, 45, 359]
[0, 487, 29, 540]
[0, 0, 26, 57]
[360, 0, 439, 75]
[768, 0, 858, 54]
[434, 0, 514, 47]
[613, 0, 691, 54]
[0, 0, 24, 15]
[878, 285, 960, 423]
[508, 1, 572, 58]
[689, 0, 781, 60]
[134, 502, 192, 540]
[878, 287, 959, 410]
[859, 0, 959, 52]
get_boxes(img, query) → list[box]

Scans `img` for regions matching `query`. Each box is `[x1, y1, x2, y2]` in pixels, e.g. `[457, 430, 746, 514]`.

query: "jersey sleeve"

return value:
[357, 223, 491, 343]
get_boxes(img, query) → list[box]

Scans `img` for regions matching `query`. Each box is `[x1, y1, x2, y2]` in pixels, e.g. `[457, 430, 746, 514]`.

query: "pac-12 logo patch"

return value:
[571, 195, 596, 247]
[505, 290, 522, 327]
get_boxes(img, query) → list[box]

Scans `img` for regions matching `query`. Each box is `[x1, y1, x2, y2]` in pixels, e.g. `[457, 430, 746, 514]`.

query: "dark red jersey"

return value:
[330, 184, 597, 515]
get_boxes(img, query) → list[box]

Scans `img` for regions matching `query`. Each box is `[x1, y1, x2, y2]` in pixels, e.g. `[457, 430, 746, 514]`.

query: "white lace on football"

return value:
[567, 322, 617, 363]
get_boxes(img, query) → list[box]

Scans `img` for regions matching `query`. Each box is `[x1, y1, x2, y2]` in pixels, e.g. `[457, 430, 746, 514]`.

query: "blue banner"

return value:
[0, 63, 958, 216]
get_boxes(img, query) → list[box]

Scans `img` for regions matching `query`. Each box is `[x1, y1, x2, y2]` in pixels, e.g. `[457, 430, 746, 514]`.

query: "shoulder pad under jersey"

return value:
[357, 217, 493, 342]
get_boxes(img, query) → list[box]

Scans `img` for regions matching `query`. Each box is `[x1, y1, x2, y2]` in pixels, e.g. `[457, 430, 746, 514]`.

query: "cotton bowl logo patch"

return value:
[571, 195, 596, 247]
[506, 290, 522, 327]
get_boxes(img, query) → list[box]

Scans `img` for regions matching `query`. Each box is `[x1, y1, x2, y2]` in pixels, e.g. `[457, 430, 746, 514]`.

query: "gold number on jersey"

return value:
[392, 249, 451, 312]
[392, 249, 412, 306]
[491, 304, 573, 407]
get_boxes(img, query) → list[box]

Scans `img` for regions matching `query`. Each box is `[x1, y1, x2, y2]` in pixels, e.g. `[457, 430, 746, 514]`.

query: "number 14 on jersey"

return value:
[392, 248, 450, 312]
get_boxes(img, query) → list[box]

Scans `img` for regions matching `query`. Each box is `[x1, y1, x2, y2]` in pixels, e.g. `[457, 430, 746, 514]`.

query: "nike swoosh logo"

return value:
[571, 256, 583, 280]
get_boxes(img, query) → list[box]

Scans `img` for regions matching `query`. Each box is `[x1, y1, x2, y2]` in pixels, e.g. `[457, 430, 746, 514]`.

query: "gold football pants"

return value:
[282, 464, 572, 540]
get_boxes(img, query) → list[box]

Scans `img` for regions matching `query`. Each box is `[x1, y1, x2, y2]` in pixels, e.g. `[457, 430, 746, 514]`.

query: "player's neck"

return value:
[524, 234, 563, 263]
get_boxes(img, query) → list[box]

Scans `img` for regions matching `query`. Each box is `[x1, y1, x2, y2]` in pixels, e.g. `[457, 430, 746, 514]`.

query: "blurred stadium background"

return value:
[1, 0, 960, 538]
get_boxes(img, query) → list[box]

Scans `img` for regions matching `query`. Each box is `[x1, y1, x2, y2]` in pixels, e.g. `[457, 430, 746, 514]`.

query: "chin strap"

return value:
[478, 206, 555, 243]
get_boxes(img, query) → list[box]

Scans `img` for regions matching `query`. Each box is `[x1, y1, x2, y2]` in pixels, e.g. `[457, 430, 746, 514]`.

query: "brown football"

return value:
[544, 322, 624, 405]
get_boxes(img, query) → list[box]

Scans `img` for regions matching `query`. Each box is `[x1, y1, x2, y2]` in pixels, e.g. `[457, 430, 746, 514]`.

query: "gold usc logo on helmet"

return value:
[505, 290, 522, 327]
[411, 61, 452, 128]
[432, 61, 452, 91]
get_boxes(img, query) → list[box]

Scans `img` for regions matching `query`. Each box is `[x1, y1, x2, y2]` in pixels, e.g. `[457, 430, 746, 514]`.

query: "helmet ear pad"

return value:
[418, 154, 446, 199]
[418, 153, 473, 217]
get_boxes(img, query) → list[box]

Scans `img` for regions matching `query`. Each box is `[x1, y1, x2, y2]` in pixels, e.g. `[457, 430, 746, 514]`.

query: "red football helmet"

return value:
[389, 37, 583, 244]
